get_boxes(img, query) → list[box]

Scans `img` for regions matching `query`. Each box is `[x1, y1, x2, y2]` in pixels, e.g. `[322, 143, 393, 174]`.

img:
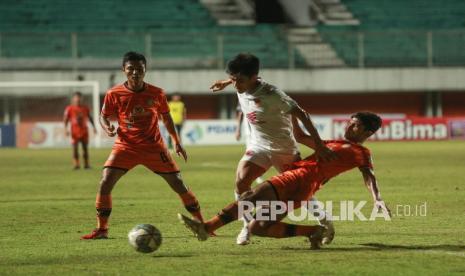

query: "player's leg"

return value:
[178, 180, 277, 241]
[248, 213, 326, 250]
[271, 152, 335, 244]
[235, 157, 269, 245]
[72, 141, 80, 169]
[82, 140, 90, 169]
[157, 172, 204, 222]
[81, 167, 127, 239]
[175, 124, 183, 143]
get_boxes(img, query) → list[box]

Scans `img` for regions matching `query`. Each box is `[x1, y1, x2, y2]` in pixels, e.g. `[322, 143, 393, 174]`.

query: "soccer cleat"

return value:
[321, 220, 335, 245]
[73, 165, 80, 170]
[236, 226, 251, 245]
[80, 228, 108, 240]
[309, 225, 327, 250]
[177, 213, 209, 241]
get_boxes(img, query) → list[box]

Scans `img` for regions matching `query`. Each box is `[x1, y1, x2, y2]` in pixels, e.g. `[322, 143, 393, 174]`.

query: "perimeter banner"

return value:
[15, 117, 465, 148]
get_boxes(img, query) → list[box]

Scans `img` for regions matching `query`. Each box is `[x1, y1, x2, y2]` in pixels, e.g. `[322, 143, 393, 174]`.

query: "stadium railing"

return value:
[0, 29, 464, 69]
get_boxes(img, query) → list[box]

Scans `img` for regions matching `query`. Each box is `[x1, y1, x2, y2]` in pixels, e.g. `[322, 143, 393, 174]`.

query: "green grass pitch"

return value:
[0, 141, 464, 275]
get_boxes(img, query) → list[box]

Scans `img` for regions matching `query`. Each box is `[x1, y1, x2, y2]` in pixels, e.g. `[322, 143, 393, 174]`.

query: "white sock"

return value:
[235, 191, 250, 228]
[234, 191, 240, 201]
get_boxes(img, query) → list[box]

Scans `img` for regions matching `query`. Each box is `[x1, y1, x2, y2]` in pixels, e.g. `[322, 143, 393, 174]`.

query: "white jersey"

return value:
[237, 80, 298, 154]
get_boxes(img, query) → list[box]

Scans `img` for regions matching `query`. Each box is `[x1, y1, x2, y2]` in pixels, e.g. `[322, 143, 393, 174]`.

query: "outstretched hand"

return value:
[209, 79, 232, 92]
[175, 143, 188, 162]
[104, 124, 117, 137]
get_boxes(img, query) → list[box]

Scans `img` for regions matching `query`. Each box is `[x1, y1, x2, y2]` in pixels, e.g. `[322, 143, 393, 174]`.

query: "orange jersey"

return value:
[64, 104, 90, 136]
[269, 140, 373, 204]
[101, 83, 169, 149]
[294, 140, 373, 183]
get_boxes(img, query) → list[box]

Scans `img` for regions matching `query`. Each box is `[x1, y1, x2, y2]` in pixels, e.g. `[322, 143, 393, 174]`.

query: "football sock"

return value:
[205, 201, 239, 233]
[179, 190, 204, 222]
[96, 194, 112, 230]
[235, 191, 251, 228]
[73, 158, 80, 168]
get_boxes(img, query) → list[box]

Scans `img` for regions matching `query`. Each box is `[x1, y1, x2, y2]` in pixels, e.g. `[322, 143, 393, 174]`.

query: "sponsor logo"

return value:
[186, 125, 203, 143]
[246, 111, 265, 124]
[29, 127, 47, 145]
[333, 118, 448, 141]
[206, 125, 237, 134]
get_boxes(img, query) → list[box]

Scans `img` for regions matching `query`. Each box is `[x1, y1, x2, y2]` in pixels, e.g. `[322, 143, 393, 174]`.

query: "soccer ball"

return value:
[128, 224, 162, 253]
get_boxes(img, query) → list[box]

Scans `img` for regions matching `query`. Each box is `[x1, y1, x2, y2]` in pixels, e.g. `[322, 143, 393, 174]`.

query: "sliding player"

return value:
[210, 53, 336, 245]
[179, 112, 391, 249]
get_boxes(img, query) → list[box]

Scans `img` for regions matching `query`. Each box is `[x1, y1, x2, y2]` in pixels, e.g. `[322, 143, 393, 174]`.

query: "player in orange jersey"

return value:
[179, 112, 391, 249]
[64, 92, 97, 169]
[81, 52, 205, 239]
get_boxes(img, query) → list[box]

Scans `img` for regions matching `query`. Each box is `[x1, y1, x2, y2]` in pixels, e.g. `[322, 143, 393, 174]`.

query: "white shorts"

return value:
[240, 146, 301, 173]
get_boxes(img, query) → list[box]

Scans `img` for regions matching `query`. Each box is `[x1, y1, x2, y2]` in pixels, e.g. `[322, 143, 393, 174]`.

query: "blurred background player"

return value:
[63, 91, 97, 170]
[179, 112, 391, 249]
[210, 53, 336, 245]
[167, 93, 186, 149]
[81, 52, 205, 239]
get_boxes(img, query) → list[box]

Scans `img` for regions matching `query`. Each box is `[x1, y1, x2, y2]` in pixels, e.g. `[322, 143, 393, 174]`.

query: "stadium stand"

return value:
[318, 0, 465, 67]
[0, 0, 299, 68]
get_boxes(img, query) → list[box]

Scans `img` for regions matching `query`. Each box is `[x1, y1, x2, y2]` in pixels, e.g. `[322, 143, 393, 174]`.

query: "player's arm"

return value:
[291, 115, 316, 150]
[183, 105, 187, 122]
[88, 115, 98, 134]
[209, 79, 232, 92]
[161, 112, 187, 162]
[236, 110, 243, 141]
[360, 167, 391, 217]
[87, 110, 97, 134]
[289, 106, 337, 161]
[99, 114, 116, 137]
[63, 110, 70, 136]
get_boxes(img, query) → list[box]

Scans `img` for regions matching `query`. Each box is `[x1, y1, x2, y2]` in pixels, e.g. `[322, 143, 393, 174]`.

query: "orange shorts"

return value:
[71, 132, 88, 145]
[104, 146, 179, 173]
[269, 167, 322, 206]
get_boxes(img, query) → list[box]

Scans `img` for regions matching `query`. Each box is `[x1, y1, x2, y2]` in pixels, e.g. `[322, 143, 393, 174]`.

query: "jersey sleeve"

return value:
[273, 89, 298, 114]
[158, 91, 170, 114]
[101, 91, 117, 117]
[357, 147, 374, 169]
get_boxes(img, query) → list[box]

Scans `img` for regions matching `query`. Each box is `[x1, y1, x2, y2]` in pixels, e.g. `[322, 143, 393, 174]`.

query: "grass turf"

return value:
[0, 141, 464, 275]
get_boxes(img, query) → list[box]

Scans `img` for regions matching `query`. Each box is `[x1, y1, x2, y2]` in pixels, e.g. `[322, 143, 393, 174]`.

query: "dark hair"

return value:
[122, 51, 147, 67]
[73, 91, 82, 97]
[351, 112, 382, 132]
[226, 53, 259, 77]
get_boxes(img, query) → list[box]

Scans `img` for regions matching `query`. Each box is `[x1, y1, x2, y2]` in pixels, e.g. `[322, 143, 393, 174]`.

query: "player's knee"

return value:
[99, 175, 117, 192]
[238, 190, 255, 202]
[235, 179, 252, 194]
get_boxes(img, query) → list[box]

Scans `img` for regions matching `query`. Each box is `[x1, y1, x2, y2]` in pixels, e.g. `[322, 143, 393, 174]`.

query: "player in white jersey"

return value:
[235, 103, 265, 183]
[210, 53, 336, 245]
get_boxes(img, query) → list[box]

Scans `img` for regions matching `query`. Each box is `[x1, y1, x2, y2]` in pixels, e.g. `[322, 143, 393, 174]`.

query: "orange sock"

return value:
[74, 158, 80, 167]
[205, 201, 239, 233]
[179, 190, 204, 222]
[257, 222, 319, 238]
[95, 194, 112, 230]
